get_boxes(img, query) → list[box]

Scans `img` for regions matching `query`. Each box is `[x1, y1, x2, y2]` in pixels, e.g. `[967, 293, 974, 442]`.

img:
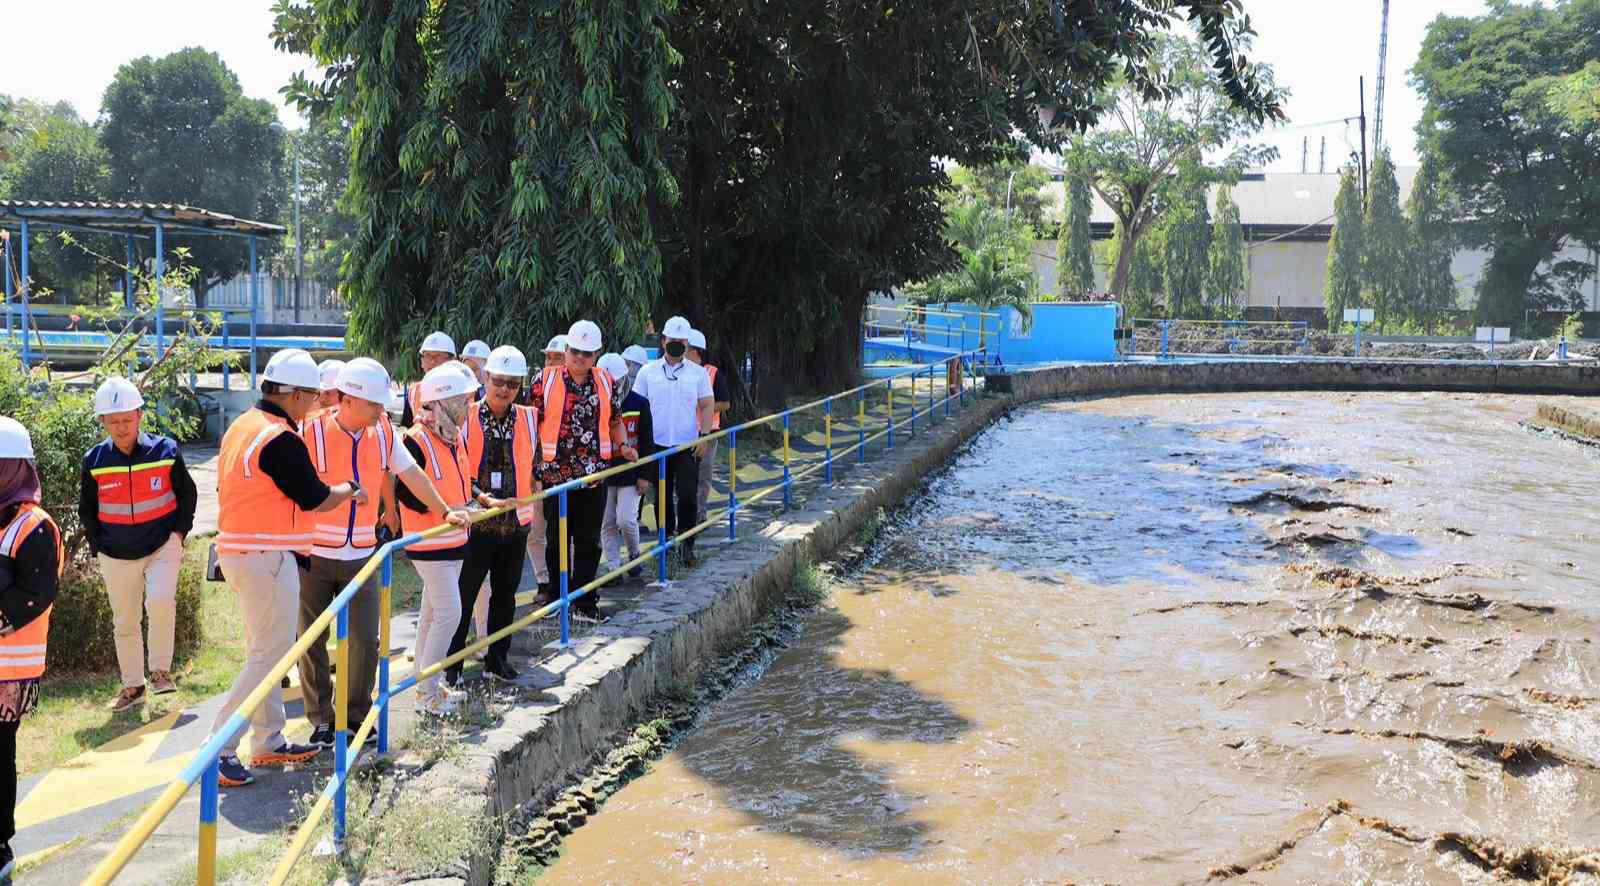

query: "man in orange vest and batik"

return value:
[298, 358, 470, 748]
[527, 321, 635, 622]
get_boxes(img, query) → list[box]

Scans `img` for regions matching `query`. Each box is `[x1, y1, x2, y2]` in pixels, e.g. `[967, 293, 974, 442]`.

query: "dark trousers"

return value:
[543, 485, 605, 616]
[297, 556, 381, 728]
[449, 528, 528, 675]
[664, 449, 700, 553]
[1, 719, 17, 843]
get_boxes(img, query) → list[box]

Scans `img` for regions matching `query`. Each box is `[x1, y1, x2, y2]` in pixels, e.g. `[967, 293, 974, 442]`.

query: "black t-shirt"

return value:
[253, 400, 332, 511]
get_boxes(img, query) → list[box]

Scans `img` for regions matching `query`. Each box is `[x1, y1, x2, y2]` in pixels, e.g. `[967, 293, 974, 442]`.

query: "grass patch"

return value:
[21, 538, 423, 777]
[791, 557, 833, 606]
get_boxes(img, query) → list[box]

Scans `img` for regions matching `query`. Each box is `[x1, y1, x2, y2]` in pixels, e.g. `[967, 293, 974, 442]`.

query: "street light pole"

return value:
[292, 138, 302, 324]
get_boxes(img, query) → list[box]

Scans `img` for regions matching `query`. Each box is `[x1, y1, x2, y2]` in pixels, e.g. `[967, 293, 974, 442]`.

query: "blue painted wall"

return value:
[914, 302, 1120, 364]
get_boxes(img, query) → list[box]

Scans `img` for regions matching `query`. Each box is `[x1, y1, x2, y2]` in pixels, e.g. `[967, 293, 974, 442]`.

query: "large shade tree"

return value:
[0, 103, 113, 299]
[1412, 0, 1600, 325]
[1058, 173, 1097, 295]
[100, 48, 287, 306]
[275, 0, 1280, 401]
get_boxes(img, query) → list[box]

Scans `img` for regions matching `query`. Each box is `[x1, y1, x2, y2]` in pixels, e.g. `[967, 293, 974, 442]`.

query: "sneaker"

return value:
[627, 565, 643, 580]
[253, 740, 322, 767]
[308, 723, 336, 749]
[485, 661, 520, 682]
[217, 754, 255, 787]
[149, 671, 178, 695]
[109, 685, 146, 713]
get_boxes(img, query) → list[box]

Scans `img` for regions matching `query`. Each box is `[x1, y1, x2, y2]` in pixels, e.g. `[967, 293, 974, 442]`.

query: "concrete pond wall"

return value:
[407, 357, 1598, 884]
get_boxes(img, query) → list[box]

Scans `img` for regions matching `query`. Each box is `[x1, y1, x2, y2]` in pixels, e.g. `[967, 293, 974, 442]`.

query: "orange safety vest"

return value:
[302, 408, 396, 554]
[0, 504, 60, 681]
[537, 366, 614, 463]
[406, 383, 423, 423]
[89, 447, 178, 527]
[402, 424, 473, 553]
[461, 403, 540, 525]
[217, 407, 314, 556]
[705, 364, 721, 430]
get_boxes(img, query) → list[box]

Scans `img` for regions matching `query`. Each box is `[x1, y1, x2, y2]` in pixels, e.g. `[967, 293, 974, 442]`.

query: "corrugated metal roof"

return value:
[0, 200, 286, 236]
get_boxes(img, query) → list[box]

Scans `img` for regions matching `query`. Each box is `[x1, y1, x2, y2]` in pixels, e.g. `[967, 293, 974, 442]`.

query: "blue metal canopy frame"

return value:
[0, 201, 287, 386]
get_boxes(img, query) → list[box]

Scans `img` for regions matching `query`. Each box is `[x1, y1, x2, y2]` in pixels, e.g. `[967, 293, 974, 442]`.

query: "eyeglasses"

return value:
[489, 377, 522, 390]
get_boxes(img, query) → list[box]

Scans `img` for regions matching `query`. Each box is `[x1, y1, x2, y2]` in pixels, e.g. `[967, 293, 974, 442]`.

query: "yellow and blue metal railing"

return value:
[84, 348, 988, 886]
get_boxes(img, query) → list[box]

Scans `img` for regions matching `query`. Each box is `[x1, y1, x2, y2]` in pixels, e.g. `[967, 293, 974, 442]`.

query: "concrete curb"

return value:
[409, 393, 1009, 885]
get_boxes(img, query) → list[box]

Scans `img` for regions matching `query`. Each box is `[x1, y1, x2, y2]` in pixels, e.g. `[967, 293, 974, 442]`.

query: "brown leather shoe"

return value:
[149, 671, 178, 695]
[109, 685, 146, 713]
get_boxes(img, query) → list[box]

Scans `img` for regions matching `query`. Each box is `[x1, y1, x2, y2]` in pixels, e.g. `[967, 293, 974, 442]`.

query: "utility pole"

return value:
[1374, 0, 1391, 154]
[1301, 137, 1308, 174]
[1319, 136, 1326, 173]
[292, 138, 303, 324]
[1358, 76, 1369, 209]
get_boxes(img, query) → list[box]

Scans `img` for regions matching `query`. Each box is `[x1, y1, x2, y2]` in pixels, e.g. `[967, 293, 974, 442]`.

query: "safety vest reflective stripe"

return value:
[538, 367, 613, 461]
[97, 491, 178, 519]
[218, 408, 312, 555]
[303, 410, 393, 555]
[93, 455, 178, 525]
[404, 425, 471, 552]
[465, 403, 540, 525]
[89, 459, 175, 477]
[0, 505, 58, 680]
[706, 365, 720, 430]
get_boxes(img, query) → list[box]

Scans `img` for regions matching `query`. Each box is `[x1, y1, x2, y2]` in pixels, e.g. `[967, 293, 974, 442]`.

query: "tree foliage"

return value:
[0, 104, 112, 298]
[1405, 151, 1458, 333]
[907, 201, 1037, 323]
[1361, 149, 1407, 331]
[275, 0, 1281, 402]
[948, 160, 1056, 236]
[1058, 174, 1096, 295]
[1207, 182, 1246, 317]
[1110, 217, 1165, 319]
[1161, 166, 1210, 318]
[100, 48, 287, 304]
[282, 115, 356, 285]
[1323, 166, 1364, 329]
[1412, 0, 1600, 324]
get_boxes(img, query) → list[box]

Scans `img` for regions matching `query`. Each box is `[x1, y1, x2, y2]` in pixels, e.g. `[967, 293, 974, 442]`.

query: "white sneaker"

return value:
[422, 688, 462, 718]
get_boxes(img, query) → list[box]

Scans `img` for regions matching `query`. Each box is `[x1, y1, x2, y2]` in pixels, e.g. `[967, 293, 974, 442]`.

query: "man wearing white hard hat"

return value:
[296, 358, 471, 746]
[396, 363, 481, 714]
[630, 316, 714, 566]
[539, 335, 568, 372]
[78, 377, 198, 712]
[312, 359, 346, 421]
[597, 353, 654, 579]
[685, 329, 731, 525]
[400, 331, 458, 428]
[445, 345, 541, 682]
[460, 340, 492, 391]
[210, 348, 366, 787]
[528, 321, 635, 619]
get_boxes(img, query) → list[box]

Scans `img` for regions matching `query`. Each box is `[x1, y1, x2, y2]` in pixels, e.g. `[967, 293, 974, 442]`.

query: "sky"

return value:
[2, 0, 1488, 172]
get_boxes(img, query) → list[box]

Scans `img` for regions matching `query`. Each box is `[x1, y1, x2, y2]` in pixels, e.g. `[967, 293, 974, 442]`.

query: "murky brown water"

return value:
[550, 392, 1600, 884]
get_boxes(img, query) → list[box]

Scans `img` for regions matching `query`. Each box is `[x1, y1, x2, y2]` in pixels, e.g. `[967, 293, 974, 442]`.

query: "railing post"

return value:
[221, 314, 230, 392]
[727, 429, 738, 540]
[823, 401, 833, 484]
[154, 220, 164, 358]
[656, 457, 668, 583]
[198, 756, 220, 885]
[3, 234, 12, 346]
[19, 217, 30, 369]
[781, 413, 792, 508]
[377, 551, 392, 753]
[857, 389, 866, 463]
[248, 237, 259, 388]
[886, 379, 895, 451]
[1160, 320, 1170, 360]
[333, 605, 349, 850]
[558, 488, 571, 646]
[945, 359, 952, 418]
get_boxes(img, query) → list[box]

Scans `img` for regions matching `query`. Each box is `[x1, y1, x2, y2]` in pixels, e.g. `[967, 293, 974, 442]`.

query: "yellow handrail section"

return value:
[83, 349, 988, 886]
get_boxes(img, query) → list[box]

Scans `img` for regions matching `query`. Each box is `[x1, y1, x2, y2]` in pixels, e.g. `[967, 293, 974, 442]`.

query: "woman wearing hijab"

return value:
[0, 416, 60, 880]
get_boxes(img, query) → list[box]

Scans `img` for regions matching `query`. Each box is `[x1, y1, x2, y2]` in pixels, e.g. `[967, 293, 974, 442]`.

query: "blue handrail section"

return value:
[84, 348, 988, 886]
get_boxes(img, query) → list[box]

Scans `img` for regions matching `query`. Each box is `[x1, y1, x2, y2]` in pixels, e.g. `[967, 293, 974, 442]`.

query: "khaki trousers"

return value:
[410, 558, 463, 699]
[212, 550, 299, 756]
[296, 555, 381, 729]
[97, 535, 183, 688]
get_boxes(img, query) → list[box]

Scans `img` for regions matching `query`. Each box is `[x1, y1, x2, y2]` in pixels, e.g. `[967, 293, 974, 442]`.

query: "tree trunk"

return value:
[1109, 224, 1135, 297]
[1477, 244, 1546, 327]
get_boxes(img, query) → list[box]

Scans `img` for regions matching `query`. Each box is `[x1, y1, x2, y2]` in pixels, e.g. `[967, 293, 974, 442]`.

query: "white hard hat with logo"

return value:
[0, 416, 34, 459]
[597, 353, 628, 382]
[687, 329, 707, 351]
[263, 348, 321, 390]
[461, 339, 491, 360]
[622, 345, 649, 366]
[566, 320, 603, 352]
[317, 359, 347, 392]
[486, 345, 528, 378]
[543, 335, 568, 354]
[419, 362, 481, 403]
[661, 316, 693, 339]
[93, 376, 145, 416]
[419, 331, 458, 356]
[336, 358, 392, 405]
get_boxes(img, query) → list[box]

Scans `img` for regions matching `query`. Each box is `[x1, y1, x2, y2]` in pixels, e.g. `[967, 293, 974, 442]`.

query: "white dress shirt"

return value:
[631, 357, 713, 447]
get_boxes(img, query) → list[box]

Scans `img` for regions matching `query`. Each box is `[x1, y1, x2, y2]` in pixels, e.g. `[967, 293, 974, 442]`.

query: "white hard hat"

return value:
[597, 353, 628, 382]
[0, 416, 33, 459]
[566, 320, 603, 352]
[93, 376, 145, 416]
[621, 345, 649, 366]
[335, 357, 391, 404]
[419, 331, 457, 356]
[661, 316, 693, 339]
[686, 329, 707, 351]
[543, 335, 568, 354]
[262, 348, 321, 390]
[461, 339, 491, 360]
[419, 362, 480, 403]
[317, 359, 347, 391]
[486, 345, 528, 378]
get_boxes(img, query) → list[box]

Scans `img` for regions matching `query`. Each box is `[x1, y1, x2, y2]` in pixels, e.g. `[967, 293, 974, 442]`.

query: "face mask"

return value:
[665, 341, 687, 358]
